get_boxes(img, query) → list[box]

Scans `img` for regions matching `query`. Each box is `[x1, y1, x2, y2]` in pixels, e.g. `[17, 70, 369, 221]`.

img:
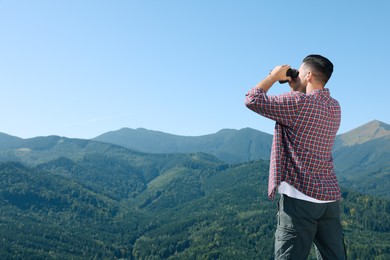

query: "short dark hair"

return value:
[303, 54, 333, 85]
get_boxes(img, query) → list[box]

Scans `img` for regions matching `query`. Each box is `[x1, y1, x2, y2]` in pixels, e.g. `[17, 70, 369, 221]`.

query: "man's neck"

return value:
[306, 83, 324, 93]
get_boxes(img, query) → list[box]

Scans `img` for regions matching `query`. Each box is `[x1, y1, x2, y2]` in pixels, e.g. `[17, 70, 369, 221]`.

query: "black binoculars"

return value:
[279, 68, 299, 84]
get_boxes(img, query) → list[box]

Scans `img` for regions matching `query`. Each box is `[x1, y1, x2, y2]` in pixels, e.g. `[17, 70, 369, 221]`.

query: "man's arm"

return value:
[245, 64, 301, 126]
[254, 65, 290, 93]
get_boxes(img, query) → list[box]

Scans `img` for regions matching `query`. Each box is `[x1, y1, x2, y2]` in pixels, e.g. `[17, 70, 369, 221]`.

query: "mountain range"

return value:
[0, 120, 389, 259]
[93, 127, 273, 163]
[92, 120, 389, 161]
[0, 120, 389, 198]
[0, 120, 389, 199]
[92, 120, 390, 198]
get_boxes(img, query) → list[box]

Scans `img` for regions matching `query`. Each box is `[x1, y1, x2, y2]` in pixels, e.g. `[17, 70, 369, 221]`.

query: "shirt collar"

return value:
[307, 88, 330, 95]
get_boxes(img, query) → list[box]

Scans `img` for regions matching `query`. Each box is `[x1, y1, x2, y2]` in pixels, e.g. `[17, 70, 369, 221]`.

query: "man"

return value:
[244, 55, 346, 259]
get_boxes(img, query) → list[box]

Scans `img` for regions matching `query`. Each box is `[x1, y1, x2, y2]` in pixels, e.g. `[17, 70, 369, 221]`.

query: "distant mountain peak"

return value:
[339, 120, 390, 146]
[93, 127, 273, 163]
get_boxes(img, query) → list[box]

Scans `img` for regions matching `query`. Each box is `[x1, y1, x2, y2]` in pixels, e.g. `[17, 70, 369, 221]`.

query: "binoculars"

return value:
[279, 68, 299, 84]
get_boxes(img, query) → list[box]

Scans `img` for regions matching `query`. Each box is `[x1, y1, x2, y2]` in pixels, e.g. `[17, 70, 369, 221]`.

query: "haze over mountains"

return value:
[0, 120, 389, 258]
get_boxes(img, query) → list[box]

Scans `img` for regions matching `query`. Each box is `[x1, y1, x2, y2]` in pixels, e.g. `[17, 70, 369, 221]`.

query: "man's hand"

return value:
[255, 65, 290, 93]
[269, 65, 291, 82]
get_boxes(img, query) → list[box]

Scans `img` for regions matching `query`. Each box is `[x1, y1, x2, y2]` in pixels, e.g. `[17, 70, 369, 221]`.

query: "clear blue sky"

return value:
[0, 1, 389, 139]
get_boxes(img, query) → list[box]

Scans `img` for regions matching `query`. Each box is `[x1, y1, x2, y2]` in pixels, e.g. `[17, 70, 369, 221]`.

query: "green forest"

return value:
[0, 150, 389, 259]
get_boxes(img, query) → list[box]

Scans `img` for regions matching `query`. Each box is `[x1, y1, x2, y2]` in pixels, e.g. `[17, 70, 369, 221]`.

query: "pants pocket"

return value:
[275, 225, 297, 259]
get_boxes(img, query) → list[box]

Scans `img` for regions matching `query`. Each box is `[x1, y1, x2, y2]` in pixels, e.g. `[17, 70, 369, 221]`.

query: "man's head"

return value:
[288, 54, 333, 92]
[300, 54, 334, 86]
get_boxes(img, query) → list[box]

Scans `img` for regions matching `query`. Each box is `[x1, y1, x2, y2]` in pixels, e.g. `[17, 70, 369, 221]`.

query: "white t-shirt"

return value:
[278, 181, 336, 203]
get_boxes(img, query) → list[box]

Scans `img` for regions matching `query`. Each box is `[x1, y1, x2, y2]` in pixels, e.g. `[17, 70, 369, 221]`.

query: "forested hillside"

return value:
[0, 121, 389, 258]
[1, 152, 389, 259]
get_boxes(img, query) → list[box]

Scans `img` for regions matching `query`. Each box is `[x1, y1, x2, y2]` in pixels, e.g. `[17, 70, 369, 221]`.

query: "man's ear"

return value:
[306, 71, 314, 82]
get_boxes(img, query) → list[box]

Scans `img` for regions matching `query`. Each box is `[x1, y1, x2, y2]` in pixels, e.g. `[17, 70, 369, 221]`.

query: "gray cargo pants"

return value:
[275, 194, 347, 260]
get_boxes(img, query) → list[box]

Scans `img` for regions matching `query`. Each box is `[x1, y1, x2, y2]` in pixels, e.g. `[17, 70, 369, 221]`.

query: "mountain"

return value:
[93, 127, 273, 163]
[91, 120, 390, 198]
[0, 132, 23, 149]
[333, 120, 390, 197]
[0, 135, 124, 166]
[335, 120, 390, 147]
[2, 120, 387, 167]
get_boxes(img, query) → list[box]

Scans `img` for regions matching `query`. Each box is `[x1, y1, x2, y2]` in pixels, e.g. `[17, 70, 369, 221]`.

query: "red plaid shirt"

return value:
[245, 88, 342, 201]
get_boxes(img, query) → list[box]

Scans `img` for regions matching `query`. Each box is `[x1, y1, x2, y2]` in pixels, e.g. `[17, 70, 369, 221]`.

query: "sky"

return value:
[0, 0, 389, 139]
